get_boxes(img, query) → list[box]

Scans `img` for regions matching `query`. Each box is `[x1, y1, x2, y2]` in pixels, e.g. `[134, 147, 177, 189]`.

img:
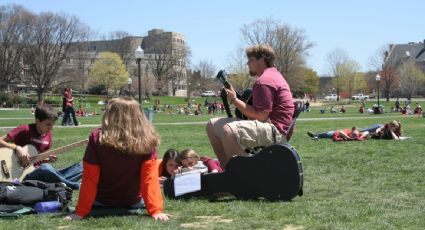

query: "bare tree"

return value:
[0, 4, 30, 91]
[102, 31, 141, 66]
[22, 12, 87, 101]
[60, 24, 94, 92]
[194, 59, 216, 79]
[240, 17, 314, 91]
[326, 48, 350, 101]
[399, 61, 425, 99]
[226, 47, 253, 92]
[145, 36, 189, 95]
[369, 45, 398, 101]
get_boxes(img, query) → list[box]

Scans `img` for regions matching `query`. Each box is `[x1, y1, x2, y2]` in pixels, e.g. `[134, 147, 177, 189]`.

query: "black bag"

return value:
[0, 180, 72, 208]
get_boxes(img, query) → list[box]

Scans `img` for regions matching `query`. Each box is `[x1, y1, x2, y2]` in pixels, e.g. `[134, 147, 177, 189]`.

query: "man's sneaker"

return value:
[307, 131, 317, 138]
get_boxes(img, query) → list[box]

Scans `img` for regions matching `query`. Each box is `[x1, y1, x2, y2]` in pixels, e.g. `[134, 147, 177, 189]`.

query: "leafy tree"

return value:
[89, 52, 129, 95]
[299, 67, 319, 95]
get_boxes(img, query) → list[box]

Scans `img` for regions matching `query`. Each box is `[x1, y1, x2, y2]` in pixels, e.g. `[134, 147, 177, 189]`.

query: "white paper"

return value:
[174, 171, 201, 196]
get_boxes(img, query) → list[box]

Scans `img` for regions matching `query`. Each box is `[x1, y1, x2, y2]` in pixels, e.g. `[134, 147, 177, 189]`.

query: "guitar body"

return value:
[164, 144, 303, 201]
[0, 139, 88, 182]
[0, 145, 38, 182]
[234, 89, 252, 120]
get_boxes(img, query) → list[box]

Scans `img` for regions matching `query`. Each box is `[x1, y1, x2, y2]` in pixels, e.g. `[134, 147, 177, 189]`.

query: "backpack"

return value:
[0, 180, 72, 213]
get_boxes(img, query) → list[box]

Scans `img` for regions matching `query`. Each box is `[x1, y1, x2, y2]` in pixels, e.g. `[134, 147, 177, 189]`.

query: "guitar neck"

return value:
[30, 139, 88, 164]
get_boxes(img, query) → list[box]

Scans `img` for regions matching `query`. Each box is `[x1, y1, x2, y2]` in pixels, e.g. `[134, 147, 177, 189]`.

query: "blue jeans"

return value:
[317, 131, 335, 138]
[62, 106, 78, 126]
[318, 124, 384, 138]
[24, 162, 83, 190]
[359, 124, 383, 133]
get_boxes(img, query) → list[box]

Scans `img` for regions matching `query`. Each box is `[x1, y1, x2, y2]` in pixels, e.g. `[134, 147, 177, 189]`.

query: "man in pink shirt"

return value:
[206, 44, 294, 167]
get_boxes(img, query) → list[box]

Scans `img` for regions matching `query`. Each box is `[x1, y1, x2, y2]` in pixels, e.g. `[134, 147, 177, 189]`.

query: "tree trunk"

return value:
[36, 88, 44, 103]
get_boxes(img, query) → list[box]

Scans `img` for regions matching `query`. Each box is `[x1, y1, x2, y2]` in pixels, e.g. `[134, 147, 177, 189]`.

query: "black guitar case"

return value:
[163, 143, 303, 201]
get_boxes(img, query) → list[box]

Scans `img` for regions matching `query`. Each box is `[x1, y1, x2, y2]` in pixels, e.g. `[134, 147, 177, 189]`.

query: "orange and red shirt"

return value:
[75, 129, 163, 217]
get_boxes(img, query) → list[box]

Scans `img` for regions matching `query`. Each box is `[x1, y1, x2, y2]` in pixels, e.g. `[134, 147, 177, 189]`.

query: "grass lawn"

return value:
[0, 100, 424, 229]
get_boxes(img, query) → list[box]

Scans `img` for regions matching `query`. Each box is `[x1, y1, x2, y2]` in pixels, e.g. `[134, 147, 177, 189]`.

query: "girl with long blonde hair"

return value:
[65, 97, 169, 221]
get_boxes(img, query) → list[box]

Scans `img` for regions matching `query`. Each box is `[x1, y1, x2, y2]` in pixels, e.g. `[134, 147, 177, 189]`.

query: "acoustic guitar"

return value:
[164, 143, 304, 201]
[0, 139, 88, 182]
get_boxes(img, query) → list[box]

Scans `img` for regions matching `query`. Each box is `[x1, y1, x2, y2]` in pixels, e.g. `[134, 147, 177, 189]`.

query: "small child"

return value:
[178, 148, 223, 173]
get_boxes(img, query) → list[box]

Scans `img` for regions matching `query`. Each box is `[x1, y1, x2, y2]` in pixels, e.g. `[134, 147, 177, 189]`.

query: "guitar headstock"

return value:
[216, 70, 231, 89]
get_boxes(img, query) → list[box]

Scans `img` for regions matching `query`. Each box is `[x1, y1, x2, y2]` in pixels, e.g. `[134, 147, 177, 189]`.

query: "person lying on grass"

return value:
[307, 126, 368, 141]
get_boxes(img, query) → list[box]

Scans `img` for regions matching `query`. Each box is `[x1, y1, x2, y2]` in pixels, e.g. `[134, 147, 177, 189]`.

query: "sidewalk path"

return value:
[0, 115, 406, 130]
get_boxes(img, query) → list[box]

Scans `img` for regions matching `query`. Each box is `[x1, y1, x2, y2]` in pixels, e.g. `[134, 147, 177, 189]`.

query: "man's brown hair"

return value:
[246, 44, 276, 67]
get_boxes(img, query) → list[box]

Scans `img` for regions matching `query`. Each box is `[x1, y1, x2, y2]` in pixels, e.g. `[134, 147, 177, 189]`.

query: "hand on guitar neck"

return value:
[216, 69, 252, 120]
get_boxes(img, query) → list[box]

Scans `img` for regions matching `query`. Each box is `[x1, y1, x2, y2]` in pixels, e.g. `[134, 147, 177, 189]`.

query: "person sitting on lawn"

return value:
[307, 126, 368, 141]
[64, 97, 169, 221]
[413, 103, 422, 117]
[339, 105, 346, 113]
[0, 103, 82, 189]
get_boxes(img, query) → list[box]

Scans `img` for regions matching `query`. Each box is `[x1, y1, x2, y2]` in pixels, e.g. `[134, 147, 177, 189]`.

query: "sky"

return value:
[2, 0, 424, 75]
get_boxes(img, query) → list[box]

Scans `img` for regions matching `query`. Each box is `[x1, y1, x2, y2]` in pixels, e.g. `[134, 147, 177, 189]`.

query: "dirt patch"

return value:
[283, 224, 305, 230]
[180, 215, 233, 228]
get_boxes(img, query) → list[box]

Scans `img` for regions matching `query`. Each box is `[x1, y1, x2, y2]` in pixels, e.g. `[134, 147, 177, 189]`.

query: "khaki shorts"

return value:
[210, 117, 287, 150]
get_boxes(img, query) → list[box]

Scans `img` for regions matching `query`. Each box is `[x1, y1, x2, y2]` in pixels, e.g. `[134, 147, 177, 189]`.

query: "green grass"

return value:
[1, 100, 425, 229]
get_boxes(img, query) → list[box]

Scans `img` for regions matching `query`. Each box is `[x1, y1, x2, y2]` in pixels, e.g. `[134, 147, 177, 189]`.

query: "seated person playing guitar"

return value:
[206, 44, 295, 167]
[0, 103, 82, 189]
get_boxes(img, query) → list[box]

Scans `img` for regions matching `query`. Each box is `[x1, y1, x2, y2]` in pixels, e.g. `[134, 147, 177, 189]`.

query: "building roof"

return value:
[386, 40, 425, 66]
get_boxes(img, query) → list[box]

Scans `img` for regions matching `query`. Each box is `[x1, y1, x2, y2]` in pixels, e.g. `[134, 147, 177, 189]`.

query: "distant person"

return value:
[395, 98, 400, 112]
[413, 103, 422, 117]
[305, 100, 310, 112]
[339, 105, 346, 113]
[61, 87, 79, 126]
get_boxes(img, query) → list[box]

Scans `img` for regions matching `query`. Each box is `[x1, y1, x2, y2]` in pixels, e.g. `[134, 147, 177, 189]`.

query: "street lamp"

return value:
[376, 74, 381, 112]
[135, 45, 144, 107]
[127, 77, 132, 96]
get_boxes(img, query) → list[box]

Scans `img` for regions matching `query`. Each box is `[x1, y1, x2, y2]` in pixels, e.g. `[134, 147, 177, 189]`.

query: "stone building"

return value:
[64, 29, 188, 97]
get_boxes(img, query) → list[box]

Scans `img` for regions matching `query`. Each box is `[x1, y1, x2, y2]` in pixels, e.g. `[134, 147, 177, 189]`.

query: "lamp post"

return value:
[127, 77, 132, 96]
[135, 45, 144, 107]
[376, 74, 381, 112]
